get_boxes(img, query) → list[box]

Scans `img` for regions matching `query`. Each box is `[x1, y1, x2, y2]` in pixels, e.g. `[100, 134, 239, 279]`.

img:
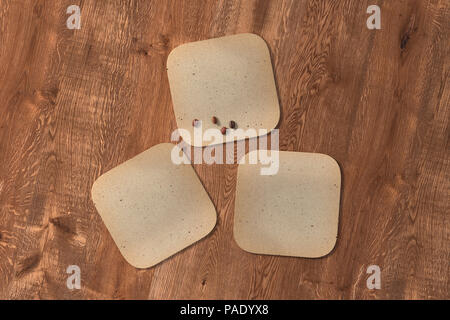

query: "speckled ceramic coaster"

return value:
[167, 33, 280, 147]
[91, 143, 216, 268]
[234, 151, 341, 258]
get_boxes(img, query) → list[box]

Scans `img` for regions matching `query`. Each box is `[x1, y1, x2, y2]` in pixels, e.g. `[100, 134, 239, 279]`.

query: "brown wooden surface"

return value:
[0, 0, 448, 299]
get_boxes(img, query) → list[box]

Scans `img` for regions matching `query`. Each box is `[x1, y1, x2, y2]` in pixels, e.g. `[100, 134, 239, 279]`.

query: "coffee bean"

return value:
[221, 127, 227, 135]
[229, 120, 236, 129]
[212, 116, 218, 124]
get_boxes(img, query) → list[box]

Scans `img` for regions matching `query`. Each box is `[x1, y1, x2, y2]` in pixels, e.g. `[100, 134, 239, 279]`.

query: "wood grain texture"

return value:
[0, 0, 448, 299]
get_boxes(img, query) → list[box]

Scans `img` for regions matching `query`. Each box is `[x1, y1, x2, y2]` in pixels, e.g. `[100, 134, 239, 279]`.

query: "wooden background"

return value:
[0, 0, 448, 299]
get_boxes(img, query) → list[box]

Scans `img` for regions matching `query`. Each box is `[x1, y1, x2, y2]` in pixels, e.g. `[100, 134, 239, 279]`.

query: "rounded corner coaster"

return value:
[234, 150, 341, 258]
[167, 33, 280, 147]
[91, 143, 217, 269]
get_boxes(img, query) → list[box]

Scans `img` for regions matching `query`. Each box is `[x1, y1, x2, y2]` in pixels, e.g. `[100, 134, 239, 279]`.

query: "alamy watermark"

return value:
[66, 265, 81, 290]
[66, 5, 81, 30]
[366, 265, 381, 289]
[170, 125, 280, 175]
[366, 5, 381, 30]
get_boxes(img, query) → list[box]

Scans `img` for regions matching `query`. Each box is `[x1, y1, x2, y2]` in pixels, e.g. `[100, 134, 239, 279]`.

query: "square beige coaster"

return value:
[167, 33, 280, 146]
[91, 143, 216, 268]
[234, 151, 341, 258]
